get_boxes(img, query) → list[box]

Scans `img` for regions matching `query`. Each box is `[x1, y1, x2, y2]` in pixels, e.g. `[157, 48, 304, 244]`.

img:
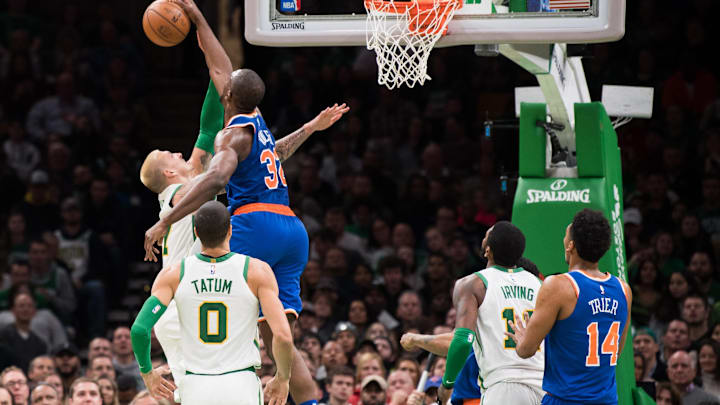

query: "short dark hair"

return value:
[569, 209, 611, 263]
[230, 69, 265, 112]
[378, 255, 406, 275]
[486, 221, 526, 267]
[683, 293, 709, 309]
[194, 201, 230, 248]
[516, 257, 541, 278]
[327, 366, 355, 385]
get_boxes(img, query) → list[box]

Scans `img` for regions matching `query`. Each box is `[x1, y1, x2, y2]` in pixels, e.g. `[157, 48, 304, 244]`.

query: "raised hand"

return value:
[307, 103, 350, 132]
[504, 312, 529, 349]
[169, 0, 203, 24]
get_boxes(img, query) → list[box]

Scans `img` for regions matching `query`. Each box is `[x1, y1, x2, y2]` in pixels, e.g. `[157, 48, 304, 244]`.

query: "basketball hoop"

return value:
[364, 0, 463, 89]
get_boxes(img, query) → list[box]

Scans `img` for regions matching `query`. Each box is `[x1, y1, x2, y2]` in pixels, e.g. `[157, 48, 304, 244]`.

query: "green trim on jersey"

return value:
[180, 258, 185, 282]
[191, 215, 196, 241]
[491, 265, 525, 274]
[195, 252, 235, 263]
[168, 184, 183, 207]
[474, 271, 488, 288]
[186, 366, 255, 376]
[243, 256, 250, 281]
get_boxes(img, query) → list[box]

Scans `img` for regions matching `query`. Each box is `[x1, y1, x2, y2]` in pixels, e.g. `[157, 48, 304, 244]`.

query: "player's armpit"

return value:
[514, 274, 571, 358]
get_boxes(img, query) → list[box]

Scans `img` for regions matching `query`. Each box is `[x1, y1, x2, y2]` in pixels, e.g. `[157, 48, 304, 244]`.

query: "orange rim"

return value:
[365, 0, 462, 36]
[364, 0, 463, 14]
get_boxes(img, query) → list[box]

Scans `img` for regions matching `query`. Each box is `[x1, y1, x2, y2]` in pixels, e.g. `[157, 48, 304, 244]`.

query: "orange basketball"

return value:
[142, 0, 190, 47]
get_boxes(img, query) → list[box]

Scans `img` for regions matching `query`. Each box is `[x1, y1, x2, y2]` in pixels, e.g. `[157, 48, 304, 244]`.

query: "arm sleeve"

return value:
[131, 296, 168, 373]
[442, 328, 476, 389]
[194, 79, 225, 153]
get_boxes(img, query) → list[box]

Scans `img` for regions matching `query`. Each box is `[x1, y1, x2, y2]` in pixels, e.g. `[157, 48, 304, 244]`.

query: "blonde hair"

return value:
[139, 150, 166, 193]
[355, 352, 386, 382]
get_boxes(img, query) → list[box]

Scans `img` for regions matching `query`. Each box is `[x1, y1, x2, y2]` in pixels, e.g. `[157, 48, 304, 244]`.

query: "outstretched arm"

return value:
[188, 79, 225, 175]
[275, 103, 350, 162]
[172, 0, 232, 96]
[400, 332, 452, 356]
[144, 129, 251, 261]
[131, 263, 180, 399]
[442, 276, 483, 388]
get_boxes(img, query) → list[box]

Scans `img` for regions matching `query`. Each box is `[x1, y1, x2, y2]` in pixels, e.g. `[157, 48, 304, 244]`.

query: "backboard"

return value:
[245, 0, 625, 47]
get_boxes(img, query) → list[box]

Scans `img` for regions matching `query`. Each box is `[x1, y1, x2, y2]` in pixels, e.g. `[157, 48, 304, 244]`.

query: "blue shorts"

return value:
[230, 210, 309, 319]
[541, 394, 615, 405]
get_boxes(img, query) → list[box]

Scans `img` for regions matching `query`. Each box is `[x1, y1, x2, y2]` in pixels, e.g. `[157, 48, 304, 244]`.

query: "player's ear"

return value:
[193, 225, 198, 240]
[163, 168, 175, 178]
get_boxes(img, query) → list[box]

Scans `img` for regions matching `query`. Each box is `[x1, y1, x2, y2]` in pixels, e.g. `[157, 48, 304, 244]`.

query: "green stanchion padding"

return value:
[519, 103, 547, 178]
[513, 102, 639, 405]
[633, 387, 657, 405]
[509, 0, 527, 12]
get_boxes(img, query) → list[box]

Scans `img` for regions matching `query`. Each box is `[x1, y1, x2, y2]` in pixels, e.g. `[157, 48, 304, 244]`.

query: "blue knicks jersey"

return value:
[225, 110, 289, 211]
[543, 271, 629, 404]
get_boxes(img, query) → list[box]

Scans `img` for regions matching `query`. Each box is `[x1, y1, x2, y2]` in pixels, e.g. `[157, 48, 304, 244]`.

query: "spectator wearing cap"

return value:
[623, 208, 643, 259]
[359, 375, 387, 405]
[321, 366, 355, 405]
[17, 170, 61, 235]
[335, 322, 359, 356]
[0, 290, 47, 372]
[52, 343, 81, 393]
[0, 284, 68, 350]
[116, 374, 139, 404]
[0, 366, 29, 405]
[633, 327, 667, 381]
[27, 237, 76, 324]
[407, 375, 442, 405]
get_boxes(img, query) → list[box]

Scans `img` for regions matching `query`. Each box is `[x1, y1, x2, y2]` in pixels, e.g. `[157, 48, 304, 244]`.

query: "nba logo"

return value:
[280, 0, 300, 12]
[210, 265, 216, 275]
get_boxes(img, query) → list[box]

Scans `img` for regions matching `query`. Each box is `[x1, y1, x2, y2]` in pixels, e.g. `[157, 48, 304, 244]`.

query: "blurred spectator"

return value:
[697, 339, 720, 398]
[379, 256, 410, 315]
[86, 355, 115, 380]
[88, 337, 112, 362]
[687, 251, 720, 302]
[43, 372, 64, 400]
[681, 294, 711, 348]
[0, 291, 47, 372]
[662, 319, 692, 362]
[27, 355, 55, 385]
[386, 370, 414, 405]
[52, 343, 80, 394]
[67, 377, 102, 405]
[25, 72, 100, 143]
[333, 322, 358, 357]
[631, 259, 663, 326]
[0, 366, 29, 405]
[667, 350, 719, 405]
[30, 382, 61, 405]
[27, 237, 75, 323]
[347, 300, 369, 339]
[2, 120, 39, 182]
[321, 366, 355, 405]
[633, 327, 666, 381]
[116, 373, 138, 404]
[111, 327, 141, 389]
[675, 215, 712, 263]
[17, 170, 61, 235]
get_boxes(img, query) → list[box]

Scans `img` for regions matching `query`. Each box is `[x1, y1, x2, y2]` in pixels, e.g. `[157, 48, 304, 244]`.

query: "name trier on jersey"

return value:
[587, 297, 619, 316]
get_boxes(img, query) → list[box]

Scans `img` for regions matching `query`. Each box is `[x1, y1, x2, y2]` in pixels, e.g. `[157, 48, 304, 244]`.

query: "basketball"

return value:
[142, 0, 190, 47]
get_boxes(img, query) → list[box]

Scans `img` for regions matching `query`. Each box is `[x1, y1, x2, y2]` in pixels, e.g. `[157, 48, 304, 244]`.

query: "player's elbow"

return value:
[516, 345, 534, 359]
[206, 170, 228, 194]
[273, 328, 293, 347]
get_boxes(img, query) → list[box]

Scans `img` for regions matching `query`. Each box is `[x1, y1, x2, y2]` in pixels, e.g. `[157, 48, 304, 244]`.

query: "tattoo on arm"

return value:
[275, 127, 309, 162]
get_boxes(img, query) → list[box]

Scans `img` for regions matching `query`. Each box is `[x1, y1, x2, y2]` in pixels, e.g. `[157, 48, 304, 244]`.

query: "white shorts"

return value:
[181, 370, 261, 405]
[154, 300, 184, 385]
[481, 382, 544, 405]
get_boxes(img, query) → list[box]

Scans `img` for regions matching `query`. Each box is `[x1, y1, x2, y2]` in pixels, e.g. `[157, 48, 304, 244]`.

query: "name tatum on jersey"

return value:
[190, 278, 233, 295]
[499, 285, 535, 301]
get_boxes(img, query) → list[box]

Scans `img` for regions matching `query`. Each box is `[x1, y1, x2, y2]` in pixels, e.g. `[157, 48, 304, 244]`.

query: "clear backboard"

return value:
[245, 0, 626, 47]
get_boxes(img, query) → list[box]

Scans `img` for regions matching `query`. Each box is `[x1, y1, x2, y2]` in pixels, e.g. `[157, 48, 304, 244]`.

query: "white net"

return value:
[364, 0, 462, 90]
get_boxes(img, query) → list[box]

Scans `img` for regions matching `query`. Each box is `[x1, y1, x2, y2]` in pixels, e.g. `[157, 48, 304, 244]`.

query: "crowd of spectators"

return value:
[0, 0, 720, 404]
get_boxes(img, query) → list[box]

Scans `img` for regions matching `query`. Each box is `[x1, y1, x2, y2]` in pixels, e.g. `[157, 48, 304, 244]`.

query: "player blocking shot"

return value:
[131, 201, 295, 405]
[143, 2, 348, 405]
[440, 222, 544, 404]
[138, 79, 225, 394]
[505, 209, 632, 405]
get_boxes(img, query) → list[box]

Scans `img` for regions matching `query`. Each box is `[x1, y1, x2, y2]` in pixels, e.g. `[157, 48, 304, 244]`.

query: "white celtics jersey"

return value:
[158, 184, 201, 267]
[473, 265, 544, 390]
[174, 252, 261, 374]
